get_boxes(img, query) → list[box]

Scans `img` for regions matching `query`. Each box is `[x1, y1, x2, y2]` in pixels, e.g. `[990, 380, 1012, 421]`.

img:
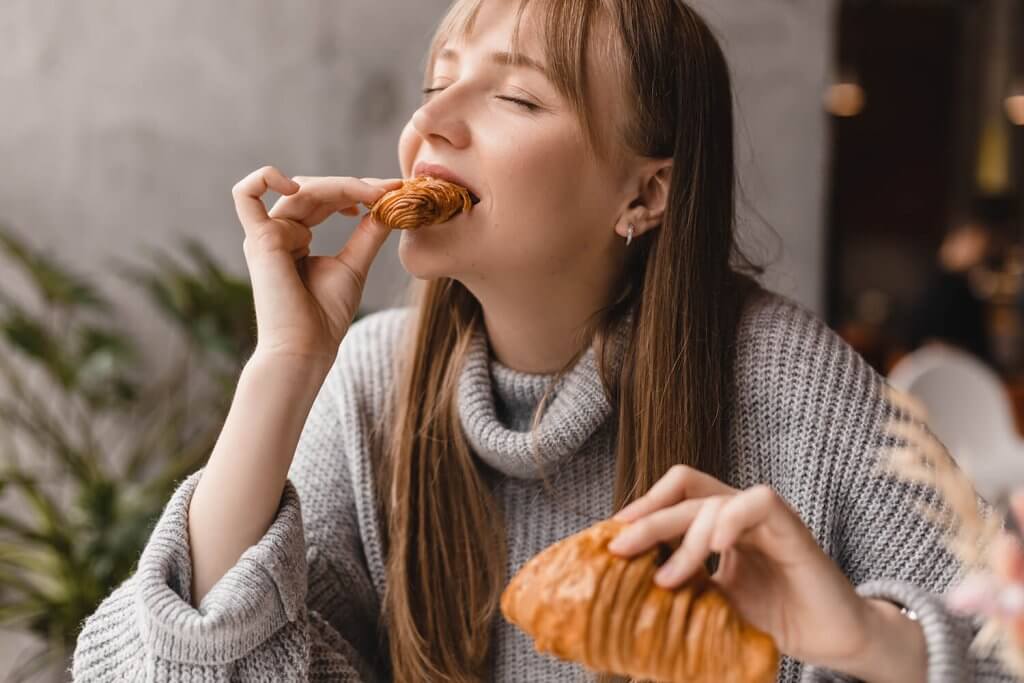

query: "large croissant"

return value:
[500, 519, 779, 683]
[367, 176, 474, 230]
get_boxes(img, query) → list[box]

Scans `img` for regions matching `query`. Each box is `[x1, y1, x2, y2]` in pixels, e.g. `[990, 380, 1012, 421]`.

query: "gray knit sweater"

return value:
[72, 291, 1017, 682]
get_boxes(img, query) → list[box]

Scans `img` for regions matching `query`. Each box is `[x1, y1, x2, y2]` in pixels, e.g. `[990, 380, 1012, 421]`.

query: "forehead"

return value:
[433, 0, 618, 74]
[430, 0, 627, 156]
[431, 1, 546, 75]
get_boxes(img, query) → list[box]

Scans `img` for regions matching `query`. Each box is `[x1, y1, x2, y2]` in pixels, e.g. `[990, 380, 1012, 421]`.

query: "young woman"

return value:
[73, 1, 1014, 681]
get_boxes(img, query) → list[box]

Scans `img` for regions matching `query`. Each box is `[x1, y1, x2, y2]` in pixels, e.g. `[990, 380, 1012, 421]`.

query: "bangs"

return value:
[424, 0, 624, 155]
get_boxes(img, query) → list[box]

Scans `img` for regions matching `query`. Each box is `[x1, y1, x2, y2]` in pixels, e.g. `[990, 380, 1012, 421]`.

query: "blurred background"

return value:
[0, 0, 1021, 680]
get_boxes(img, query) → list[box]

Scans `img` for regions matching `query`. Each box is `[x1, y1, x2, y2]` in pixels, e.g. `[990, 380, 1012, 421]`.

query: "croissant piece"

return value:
[500, 519, 779, 683]
[367, 176, 474, 230]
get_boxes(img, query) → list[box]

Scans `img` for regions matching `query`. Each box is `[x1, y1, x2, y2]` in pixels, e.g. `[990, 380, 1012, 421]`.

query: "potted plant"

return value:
[0, 227, 257, 681]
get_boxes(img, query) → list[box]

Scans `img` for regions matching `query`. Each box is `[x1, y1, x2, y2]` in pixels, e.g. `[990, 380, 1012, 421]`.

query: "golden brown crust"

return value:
[500, 519, 780, 683]
[366, 176, 473, 230]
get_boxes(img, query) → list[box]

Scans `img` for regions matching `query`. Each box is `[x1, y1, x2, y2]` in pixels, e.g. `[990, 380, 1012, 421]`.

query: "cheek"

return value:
[397, 120, 419, 178]
[485, 131, 606, 258]
[489, 132, 582, 231]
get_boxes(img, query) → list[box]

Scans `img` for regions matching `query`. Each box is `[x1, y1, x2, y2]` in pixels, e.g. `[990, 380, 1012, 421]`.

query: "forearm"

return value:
[188, 351, 332, 606]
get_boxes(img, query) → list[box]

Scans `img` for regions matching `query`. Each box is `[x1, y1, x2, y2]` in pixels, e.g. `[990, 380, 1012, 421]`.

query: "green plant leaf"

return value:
[0, 226, 111, 312]
[113, 242, 256, 362]
[1, 472, 73, 554]
[0, 234, 257, 653]
[0, 511, 54, 545]
[5, 641, 67, 683]
[0, 545, 58, 579]
[0, 306, 75, 388]
[0, 566, 54, 604]
[0, 401, 96, 484]
[75, 325, 142, 410]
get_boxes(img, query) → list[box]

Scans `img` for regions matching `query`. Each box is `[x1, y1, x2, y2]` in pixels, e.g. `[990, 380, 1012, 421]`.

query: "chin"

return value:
[397, 229, 458, 280]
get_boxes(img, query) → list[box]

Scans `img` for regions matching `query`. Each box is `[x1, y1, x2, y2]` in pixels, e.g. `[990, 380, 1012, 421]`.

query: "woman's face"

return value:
[397, 1, 634, 298]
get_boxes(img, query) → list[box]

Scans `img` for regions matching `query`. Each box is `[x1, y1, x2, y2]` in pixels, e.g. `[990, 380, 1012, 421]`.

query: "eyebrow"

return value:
[436, 47, 551, 80]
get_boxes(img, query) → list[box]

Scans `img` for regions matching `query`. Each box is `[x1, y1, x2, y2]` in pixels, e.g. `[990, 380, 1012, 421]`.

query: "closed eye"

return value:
[421, 87, 541, 112]
[495, 95, 540, 111]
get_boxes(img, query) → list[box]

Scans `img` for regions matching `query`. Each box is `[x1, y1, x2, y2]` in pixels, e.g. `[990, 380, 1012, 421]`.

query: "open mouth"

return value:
[421, 173, 480, 206]
[413, 162, 482, 208]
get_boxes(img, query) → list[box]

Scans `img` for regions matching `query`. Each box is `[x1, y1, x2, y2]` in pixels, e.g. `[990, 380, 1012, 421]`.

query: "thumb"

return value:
[333, 212, 392, 284]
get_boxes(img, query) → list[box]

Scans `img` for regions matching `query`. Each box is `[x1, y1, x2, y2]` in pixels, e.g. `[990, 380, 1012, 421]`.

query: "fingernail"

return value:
[608, 535, 630, 554]
[654, 568, 674, 586]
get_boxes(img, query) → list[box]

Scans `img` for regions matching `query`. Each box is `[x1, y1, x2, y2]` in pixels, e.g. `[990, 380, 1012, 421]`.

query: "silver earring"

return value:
[626, 223, 635, 246]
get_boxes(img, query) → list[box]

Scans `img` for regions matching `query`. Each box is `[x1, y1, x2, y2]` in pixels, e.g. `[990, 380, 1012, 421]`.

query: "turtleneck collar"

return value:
[456, 314, 629, 479]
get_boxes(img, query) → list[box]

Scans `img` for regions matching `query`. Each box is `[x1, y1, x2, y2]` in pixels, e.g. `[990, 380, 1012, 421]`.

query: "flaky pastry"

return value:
[367, 176, 474, 230]
[500, 519, 779, 683]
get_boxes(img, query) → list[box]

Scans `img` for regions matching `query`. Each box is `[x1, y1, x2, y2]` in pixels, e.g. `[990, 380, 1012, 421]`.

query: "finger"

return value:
[303, 204, 342, 228]
[302, 176, 393, 206]
[358, 177, 403, 210]
[614, 465, 734, 522]
[244, 219, 312, 259]
[709, 485, 778, 553]
[332, 213, 393, 287]
[232, 166, 300, 236]
[270, 176, 392, 225]
[655, 496, 728, 587]
[285, 194, 357, 227]
[608, 499, 703, 556]
[360, 177, 404, 190]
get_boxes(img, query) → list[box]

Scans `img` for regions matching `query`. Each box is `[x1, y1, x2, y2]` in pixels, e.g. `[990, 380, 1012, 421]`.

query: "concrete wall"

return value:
[692, 0, 837, 312]
[0, 1, 833, 678]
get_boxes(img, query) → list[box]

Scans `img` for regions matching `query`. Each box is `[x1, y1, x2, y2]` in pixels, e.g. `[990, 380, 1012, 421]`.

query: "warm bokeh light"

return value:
[825, 81, 866, 118]
[1006, 93, 1024, 126]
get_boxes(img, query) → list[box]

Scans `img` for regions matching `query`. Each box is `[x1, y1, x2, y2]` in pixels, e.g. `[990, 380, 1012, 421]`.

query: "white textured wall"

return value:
[692, 0, 837, 312]
[1, 0, 452, 370]
[0, 1, 833, 679]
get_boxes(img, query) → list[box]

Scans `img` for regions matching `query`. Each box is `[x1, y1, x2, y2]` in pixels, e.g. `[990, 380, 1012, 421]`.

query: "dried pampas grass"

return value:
[880, 385, 1024, 675]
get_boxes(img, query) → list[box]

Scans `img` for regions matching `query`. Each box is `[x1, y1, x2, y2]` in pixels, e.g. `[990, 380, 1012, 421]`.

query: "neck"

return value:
[470, 284, 612, 374]
[480, 303, 590, 375]
[457, 246, 627, 374]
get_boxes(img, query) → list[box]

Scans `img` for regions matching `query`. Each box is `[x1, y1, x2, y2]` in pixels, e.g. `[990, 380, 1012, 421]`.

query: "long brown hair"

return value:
[377, 1, 762, 680]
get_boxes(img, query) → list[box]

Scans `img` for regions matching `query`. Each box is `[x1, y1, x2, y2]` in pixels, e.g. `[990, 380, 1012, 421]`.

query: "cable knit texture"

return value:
[72, 291, 1016, 681]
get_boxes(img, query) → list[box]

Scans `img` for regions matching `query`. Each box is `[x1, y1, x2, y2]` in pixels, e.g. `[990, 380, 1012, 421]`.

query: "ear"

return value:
[615, 159, 673, 242]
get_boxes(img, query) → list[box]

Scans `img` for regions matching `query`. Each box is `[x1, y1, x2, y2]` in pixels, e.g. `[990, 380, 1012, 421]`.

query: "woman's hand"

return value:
[232, 166, 402, 365]
[608, 465, 927, 683]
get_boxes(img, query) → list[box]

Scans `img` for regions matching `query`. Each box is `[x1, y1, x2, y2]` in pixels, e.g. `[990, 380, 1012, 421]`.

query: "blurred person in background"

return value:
[908, 218, 994, 364]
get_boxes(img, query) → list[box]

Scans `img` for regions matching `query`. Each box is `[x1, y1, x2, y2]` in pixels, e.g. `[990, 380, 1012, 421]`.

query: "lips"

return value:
[412, 162, 482, 205]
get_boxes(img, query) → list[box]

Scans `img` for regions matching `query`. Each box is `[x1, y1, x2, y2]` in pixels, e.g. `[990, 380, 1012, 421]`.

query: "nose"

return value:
[410, 89, 471, 149]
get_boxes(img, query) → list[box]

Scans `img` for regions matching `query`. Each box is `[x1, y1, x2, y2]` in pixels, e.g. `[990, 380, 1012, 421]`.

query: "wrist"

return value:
[830, 598, 927, 683]
[248, 346, 336, 378]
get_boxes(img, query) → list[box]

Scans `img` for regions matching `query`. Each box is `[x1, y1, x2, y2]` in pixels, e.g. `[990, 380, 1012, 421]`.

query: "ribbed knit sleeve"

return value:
[71, 342, 386, 682]
[738, 296, 1016, 682]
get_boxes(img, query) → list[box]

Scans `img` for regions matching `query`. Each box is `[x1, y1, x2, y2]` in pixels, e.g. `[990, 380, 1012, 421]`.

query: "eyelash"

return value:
[421, 87, 540, 112]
